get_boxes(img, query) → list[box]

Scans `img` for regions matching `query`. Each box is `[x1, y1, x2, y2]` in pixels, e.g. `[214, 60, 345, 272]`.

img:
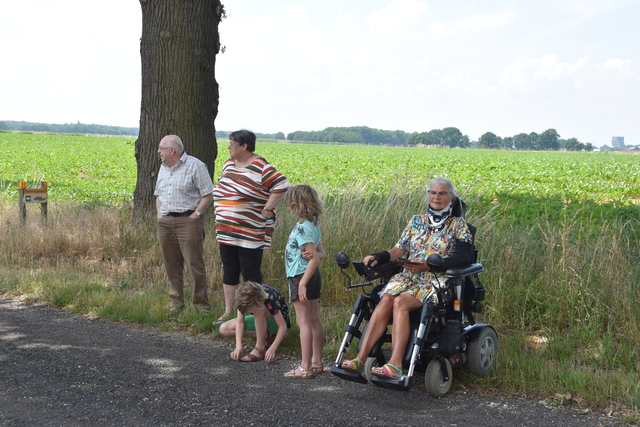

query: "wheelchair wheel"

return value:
[425, 358, 452, 397]
[363, 348, 391, 382]
[363, 357, 380, 382]
[467, 327, 498, 377]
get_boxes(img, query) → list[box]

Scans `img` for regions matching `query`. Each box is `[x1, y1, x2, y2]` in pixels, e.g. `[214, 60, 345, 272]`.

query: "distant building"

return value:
[611, 136, 625, 148]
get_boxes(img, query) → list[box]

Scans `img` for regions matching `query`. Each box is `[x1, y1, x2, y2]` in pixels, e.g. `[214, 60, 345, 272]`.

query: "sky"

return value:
[1, 0, 638, 147]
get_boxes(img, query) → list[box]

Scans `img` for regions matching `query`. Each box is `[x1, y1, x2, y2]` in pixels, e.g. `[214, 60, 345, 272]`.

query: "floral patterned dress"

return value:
[381, 215, 472, 304]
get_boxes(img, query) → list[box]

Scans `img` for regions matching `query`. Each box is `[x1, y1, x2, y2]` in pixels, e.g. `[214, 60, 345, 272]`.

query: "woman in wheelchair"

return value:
[341, 177, 474, 380]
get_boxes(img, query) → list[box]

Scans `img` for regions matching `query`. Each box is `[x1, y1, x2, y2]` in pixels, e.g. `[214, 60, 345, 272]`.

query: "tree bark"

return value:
[133, 0, 222, 219]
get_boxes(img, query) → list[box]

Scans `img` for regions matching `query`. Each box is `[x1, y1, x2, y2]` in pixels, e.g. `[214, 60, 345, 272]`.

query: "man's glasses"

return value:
[428, 191, 451, 196]
[158, 146, 172, 150]
[228, 142, 241, 147]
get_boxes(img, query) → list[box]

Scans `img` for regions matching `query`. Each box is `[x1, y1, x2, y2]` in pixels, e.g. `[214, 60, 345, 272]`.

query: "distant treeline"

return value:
[218, 127, 409, 145]
[3, 121, 603, 151]
[286, 126, 408, 145]
[284, 126, 597, 151]
[215, 130, 285, 140]
[0, 121, 138, 136]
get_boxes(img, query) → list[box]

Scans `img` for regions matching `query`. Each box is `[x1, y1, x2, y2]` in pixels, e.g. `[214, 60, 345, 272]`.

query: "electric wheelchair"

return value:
[330, 198, 498, 397]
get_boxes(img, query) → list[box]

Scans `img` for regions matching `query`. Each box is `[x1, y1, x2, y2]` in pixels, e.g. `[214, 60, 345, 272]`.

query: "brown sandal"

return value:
[240, 347, 264, 362]
[311, 363, 324, 374]
[284, 365, 315, 379]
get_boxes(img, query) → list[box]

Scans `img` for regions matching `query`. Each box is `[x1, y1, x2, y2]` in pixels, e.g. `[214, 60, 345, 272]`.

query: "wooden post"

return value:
[40, 181, 48, 224]
[18, 181, 27, 226]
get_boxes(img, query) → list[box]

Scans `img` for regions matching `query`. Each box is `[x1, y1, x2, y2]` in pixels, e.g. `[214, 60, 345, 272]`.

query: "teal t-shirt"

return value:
[285, 220, 321, 278]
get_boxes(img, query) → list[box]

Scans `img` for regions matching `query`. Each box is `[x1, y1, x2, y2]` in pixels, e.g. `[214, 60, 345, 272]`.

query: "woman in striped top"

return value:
[213, 129, 290, 324]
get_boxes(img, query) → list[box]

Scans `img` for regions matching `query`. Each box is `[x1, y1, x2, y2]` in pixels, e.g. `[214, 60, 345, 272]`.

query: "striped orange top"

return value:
[213, 156, 290, 249]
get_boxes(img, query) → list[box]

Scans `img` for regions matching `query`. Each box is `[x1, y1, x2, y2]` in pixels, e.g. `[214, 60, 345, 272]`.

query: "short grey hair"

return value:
[164, 135, 184, 154]
[429, 177, 455, 194]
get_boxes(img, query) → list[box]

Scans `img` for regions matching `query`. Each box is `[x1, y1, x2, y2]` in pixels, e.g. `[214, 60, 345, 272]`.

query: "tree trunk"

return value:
[133, 0, 222, 219]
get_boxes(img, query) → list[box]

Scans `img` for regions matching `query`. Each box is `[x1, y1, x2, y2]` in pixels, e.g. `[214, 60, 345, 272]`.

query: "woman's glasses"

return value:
[428, 191, 451, 196]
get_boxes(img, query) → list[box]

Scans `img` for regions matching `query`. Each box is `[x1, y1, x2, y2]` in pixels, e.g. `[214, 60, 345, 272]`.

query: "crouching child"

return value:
[220, 281, 290, 362]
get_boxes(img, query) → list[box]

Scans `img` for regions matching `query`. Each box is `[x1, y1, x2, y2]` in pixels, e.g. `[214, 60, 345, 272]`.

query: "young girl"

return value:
[283, 185, 326, 379]
[219, 281, 290, 362]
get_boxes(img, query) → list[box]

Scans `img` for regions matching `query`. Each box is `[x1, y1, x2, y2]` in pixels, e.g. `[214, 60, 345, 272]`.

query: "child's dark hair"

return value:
[285, 185, 323, 225]
[235, 281, 268, 314]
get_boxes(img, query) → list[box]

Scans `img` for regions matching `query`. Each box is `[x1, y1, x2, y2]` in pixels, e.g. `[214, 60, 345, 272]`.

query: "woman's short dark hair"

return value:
[229, 129, 256, 152]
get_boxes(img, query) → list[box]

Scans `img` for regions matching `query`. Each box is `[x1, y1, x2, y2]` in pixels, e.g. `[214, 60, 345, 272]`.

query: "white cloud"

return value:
[441, 72, 491, 94]
[558, 0, 619, 16]
[427, 8, 519, 38]
[282, 6, 308, 23]
[334, 12, 354, 25]
[366, 0, 429, 33]
[500, 55, 590, 87]
[601, 58, 635, 75]
[584, 58, 639, 95]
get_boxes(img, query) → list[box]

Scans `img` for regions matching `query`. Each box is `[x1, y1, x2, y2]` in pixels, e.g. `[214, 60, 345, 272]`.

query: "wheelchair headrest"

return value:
[451, 196, 466, 218]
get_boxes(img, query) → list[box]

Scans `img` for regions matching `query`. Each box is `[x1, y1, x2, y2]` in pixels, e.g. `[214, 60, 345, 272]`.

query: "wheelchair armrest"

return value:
[445, 263, 484, 278]
[373, 262, 400, 273]
[373, 262, 402, 282]
[351, 260, 401, 281]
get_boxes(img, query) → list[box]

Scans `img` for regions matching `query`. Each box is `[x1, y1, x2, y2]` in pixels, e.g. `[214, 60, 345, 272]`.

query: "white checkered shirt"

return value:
[154, 152, 214, 216]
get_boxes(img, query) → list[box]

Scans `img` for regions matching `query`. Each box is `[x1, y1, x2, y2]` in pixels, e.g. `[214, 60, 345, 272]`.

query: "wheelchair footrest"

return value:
[370, 374, 412, 391]
[331, 363, 368, 384]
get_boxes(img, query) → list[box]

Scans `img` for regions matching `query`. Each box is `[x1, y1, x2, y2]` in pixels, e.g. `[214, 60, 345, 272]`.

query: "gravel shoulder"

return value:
[0, 298, 629, 427]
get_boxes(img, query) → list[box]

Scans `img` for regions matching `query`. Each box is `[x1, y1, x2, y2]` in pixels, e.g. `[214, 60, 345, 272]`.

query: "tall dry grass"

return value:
[474, 205, 639, 418]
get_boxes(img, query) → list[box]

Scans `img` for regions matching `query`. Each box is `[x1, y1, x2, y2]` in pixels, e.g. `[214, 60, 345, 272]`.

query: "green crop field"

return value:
[1, 131, 638, 211]
[0, 133, 137, 206]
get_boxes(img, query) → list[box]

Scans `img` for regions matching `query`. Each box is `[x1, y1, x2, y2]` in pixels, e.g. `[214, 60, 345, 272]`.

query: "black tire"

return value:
[425, 358, 452, 397]
[467, 327, 498, 377]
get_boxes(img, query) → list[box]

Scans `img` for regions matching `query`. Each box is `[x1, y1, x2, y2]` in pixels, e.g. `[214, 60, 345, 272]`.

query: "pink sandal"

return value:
[341, 357, 363, 374]
[370, 363, 403, 380]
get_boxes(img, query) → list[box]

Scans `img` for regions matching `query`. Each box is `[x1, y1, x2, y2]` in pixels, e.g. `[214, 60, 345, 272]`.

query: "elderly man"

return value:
[155, 135, 214, 313]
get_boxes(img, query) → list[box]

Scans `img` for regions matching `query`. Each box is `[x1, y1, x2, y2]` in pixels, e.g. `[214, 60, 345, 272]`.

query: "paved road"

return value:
[0, 298, 628, 426]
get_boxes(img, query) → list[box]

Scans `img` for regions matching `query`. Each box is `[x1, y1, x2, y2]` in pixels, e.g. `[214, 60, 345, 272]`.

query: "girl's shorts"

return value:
[287, 268, 321, 302]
